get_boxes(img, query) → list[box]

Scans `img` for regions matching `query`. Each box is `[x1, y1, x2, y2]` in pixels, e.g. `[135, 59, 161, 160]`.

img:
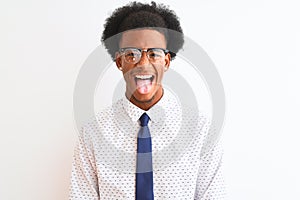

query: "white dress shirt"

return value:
[69, 89, 226, 199]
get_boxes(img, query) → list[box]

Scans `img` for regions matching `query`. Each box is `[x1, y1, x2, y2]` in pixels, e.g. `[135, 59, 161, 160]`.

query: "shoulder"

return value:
[78, 98, 124, 141]
[180, 104, 211, 130]
[162, 89, 210, 128]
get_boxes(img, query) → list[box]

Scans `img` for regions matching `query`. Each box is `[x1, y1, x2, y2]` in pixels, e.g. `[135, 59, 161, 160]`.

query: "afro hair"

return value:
[101, 1, 184, 60]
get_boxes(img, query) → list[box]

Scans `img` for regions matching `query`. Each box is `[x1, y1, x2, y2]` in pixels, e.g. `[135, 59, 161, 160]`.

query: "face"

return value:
[115, 29, 171, 110]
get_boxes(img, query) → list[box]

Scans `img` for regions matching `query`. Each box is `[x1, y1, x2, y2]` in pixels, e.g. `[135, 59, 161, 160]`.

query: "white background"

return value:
[0, 0, 299, 199]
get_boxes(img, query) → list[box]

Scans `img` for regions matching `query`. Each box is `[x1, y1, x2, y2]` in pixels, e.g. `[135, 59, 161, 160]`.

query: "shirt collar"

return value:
[122, 89, 179, 124]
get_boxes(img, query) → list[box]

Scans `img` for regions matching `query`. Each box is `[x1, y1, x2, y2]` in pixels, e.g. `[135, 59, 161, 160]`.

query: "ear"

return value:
[115, 52, 122, 69]
[164, 53, 171, 71]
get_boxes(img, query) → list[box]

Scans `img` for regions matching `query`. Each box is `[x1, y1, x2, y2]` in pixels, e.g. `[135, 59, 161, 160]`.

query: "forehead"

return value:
[119, 29, 167, 49]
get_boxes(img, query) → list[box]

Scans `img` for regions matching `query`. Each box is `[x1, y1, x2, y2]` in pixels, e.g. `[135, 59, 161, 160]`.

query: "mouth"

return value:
[134, 74, 155, 94]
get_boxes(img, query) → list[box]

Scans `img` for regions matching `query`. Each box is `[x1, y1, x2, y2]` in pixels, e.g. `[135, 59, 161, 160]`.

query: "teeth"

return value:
[135, 75, 153, 79]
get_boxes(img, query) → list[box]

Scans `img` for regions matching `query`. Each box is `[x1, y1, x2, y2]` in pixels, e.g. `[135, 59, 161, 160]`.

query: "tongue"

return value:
[136, 79, 152, 94]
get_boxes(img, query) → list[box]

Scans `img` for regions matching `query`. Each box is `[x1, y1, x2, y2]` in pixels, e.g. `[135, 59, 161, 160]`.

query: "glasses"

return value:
[118, 47, 170, 64]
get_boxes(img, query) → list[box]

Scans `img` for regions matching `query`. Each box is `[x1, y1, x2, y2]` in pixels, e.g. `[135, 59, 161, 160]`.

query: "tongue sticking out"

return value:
[136, 79, 152, 94]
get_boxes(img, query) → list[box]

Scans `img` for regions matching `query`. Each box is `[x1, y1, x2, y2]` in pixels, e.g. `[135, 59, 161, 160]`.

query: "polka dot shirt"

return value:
[69, 89, 226, 199]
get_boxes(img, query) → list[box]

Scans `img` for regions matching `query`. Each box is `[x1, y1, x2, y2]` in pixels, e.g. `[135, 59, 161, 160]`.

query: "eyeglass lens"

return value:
[123, 48, 165, 64]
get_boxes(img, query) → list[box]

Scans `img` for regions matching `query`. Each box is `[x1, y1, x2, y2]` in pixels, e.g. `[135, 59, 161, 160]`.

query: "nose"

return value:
[137, 50, 150, 65]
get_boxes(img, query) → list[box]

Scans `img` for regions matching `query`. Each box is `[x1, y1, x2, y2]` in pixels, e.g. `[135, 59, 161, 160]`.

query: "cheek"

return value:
[123, 71, 131, 83]
[122, 66, 134, 83]
[121, 62, 133, 75]
[154, 65, 165, 78]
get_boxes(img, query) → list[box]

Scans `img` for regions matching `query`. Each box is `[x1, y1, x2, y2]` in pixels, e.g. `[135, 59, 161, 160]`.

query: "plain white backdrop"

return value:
[0, 0, 299, 199]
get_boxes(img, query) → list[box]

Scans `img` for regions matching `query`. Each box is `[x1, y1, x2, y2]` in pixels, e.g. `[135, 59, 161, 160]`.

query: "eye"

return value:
[148, 49, 164, 58]
[125, 49, 140, 57]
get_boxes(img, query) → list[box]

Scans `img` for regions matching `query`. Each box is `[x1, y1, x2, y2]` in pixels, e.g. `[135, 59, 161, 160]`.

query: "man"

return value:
[69, 1, 225, 199]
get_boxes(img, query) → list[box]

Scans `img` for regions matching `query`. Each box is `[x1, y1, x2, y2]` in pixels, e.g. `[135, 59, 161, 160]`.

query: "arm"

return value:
[69, 128, 100, 200]
[194, 141, 226, 200]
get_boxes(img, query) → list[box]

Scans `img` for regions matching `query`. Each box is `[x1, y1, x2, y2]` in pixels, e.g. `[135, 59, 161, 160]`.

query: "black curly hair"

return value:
[101, 1, 184, 60]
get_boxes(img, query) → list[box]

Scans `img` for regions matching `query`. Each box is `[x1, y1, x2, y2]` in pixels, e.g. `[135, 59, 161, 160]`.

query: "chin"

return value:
[132, 91, 156, 103]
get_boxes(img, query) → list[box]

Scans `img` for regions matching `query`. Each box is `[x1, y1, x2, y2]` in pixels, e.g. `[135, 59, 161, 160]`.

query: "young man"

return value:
[69, 2, 225, 199]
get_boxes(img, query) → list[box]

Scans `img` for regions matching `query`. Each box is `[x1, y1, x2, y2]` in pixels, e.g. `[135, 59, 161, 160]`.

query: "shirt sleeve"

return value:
[194, 117, 226, 200]
[69, 127, 100, 200]
[194, 141, 226, 200]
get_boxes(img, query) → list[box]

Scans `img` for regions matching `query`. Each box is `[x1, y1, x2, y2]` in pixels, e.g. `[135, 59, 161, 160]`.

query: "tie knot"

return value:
[139, 113, 150, 127]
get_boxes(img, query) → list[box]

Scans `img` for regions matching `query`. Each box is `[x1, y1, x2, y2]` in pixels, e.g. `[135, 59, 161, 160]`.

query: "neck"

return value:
[127, 87, 164, 111]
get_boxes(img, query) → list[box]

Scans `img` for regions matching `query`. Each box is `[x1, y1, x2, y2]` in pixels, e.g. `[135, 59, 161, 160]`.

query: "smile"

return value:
[134, 74, 154, 82]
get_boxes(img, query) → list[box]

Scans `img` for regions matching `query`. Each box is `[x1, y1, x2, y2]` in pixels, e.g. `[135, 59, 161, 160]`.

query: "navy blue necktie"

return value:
[136, 113, 154, 200]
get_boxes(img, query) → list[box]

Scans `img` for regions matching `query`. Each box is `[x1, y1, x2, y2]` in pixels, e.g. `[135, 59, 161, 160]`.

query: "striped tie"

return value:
[136, 113, 154, 200]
